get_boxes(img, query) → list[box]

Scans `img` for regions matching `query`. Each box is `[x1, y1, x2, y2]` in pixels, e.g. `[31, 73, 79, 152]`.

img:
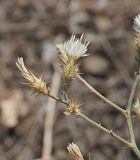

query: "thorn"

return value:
[39, 73, 43, 80]
[20, 82, 28, 85]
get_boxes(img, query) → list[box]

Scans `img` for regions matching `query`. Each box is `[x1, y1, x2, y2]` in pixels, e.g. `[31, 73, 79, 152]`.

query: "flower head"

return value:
[67, 143, 84, 160]
[16, 57, 49, 94]
[57, 34, 89, 86]
[57, 34, 89, 61]
[134, 14, 140, 33]
[64, 102, 80, 115]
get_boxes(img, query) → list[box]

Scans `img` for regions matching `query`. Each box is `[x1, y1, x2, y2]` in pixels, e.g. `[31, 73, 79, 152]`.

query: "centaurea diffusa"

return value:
[67, 143, 84, 160]
[57, 34, 89, 64]
[65, 102, 80, 115]
[57, 34, 89, 87]
[57, 34, 89, 61]
[16, 57, 49, 94]
[15, 15, 140, 158]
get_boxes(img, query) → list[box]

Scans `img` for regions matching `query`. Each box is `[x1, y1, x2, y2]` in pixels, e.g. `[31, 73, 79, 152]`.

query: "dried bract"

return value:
[67, 143, 84, 160]
[16, 57, 49, 94]
[65, 102, 80, 115]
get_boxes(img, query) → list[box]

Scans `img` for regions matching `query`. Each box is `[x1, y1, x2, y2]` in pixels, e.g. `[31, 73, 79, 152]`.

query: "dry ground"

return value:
[0, 0, 140, 160]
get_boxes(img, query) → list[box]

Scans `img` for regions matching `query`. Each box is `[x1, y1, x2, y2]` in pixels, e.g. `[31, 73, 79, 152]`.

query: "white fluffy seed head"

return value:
[57, 34, 89, 58]
[134, 14, 140, 33]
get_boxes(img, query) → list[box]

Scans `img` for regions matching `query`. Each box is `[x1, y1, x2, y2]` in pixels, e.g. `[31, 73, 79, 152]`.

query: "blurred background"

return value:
[0, 0, 140, 159]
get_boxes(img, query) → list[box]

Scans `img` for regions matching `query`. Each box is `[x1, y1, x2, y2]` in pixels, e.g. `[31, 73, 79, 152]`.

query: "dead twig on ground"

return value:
[42, 66, 61, 159]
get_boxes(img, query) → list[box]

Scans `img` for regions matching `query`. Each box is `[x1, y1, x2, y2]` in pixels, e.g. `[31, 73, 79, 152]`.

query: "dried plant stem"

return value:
[77, 74, 126, 115]
[42, 69, 61, 159]
[126, 114, 140, 159]
[45, 94, 132, 148]
[77, 112, 132, 147]
[77, 112, 140, 159]
[125, 74, 140, 158]
[42, 74, 140, 158]
[48, 93, 69, 106]
[77, 74, 140, 158]
[133, 147, 140, 159]
[127, 75, 139, 111]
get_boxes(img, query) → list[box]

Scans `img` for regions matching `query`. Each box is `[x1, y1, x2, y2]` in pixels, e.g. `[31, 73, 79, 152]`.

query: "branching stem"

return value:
[77, 73, 140, 159]
[77, 112, 132, 147]
[127, 75, 139, 111]
[125, 74, 140, 158]
[48, 93, 69, 106]
[77, 74, 126, 115]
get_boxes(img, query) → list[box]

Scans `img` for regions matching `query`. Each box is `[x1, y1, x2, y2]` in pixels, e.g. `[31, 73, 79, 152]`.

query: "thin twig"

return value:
[126, 74, 139, 144]
[48, 93, 69, 106]
[77, 74, 126, 115]
[125, 74, 140, 158]
[77, 74, 140, 158]
[77, 112, 132, 147]
[127, 75, 139, 111]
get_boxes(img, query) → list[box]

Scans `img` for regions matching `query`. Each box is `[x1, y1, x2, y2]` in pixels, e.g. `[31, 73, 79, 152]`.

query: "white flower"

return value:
[134, 14, 140, 33]
[57, 34, 89, 58]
